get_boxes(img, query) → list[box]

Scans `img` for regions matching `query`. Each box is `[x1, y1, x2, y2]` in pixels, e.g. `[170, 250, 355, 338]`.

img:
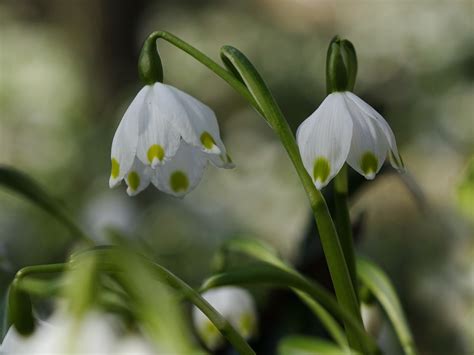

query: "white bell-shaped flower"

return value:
[296, 91, 404, 189]
[0, 311, 158, 354]
[110, 82, 234, 197]
[192, 286, 257, 350]
[361, 302, 384, 339]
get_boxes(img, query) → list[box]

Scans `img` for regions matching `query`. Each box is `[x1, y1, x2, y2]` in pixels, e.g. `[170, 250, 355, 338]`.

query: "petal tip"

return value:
[109, 177, 121, 189]
[364, 172, 376, 180]
[314, 179, 327, 190]
[126, 186, 139, 197]
[150, 157, 162, 169]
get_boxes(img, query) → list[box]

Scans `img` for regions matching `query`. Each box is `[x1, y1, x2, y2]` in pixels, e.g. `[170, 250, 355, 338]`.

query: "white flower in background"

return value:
[361, 302, 384, 338]
[296, 91, 404, 189]
[0, 311, 156, 354]
[0, 326, 34, 354]
[193, 286, 257, 350]
[109, 82, 234, 197]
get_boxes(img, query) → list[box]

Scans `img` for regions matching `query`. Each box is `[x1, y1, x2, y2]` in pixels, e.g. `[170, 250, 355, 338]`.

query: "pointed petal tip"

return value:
[203, 145, 221, 155]
[364, 172, 376, 180]
[126, 187, 139, 197]
[109, 177, 121, 189]
[224, 162, 236, 169]
[314, 179, 327, 190]
[150, 157, 162, 169]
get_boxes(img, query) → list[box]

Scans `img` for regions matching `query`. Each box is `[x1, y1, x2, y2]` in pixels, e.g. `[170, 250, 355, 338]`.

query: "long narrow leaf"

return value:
[201, 263, 377, 353]
[0, 166, 91, 244]
[77, 247, 256, 355]
[357, 258, 417, 355]
[216, 237, 348, 347]
[278, 336, 359, 355]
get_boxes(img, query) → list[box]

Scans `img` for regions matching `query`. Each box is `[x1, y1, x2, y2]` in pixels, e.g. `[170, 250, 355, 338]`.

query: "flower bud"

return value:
[138, 34, 163, 85]
[326, 36, 358, 94]
[7, 280, 35, 336]
[361, 302, 384, 338]
[192, 287, 257, 350]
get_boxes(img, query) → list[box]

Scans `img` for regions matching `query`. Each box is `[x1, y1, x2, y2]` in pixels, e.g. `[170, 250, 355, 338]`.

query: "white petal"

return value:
[296, 93, 353, 189]
[206, 147, 235, 169]
[343, 93, 388, 179]
[124, 158, 152, 196]
[136, 84, 183, 168]
[110, 86, 149, 188]
[192, 287, 257, 350]
[151, 142, 207, 198]
[165, 85, 225, 155]
[345, 92, 404, 171]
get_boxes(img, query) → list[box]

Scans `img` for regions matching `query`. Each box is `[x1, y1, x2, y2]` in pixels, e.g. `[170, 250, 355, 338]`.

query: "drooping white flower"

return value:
[110, 82, 234, 197]
[296, 91, 404, 189]
[361, 302, 384, 339]
[0, 311, 158, 354]
[192, 286, 257, 350]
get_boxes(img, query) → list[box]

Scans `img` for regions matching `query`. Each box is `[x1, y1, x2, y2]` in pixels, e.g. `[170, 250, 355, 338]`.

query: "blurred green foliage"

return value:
[0, 0, 473, 354]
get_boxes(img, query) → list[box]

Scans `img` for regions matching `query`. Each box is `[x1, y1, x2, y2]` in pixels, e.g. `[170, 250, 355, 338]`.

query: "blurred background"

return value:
[0, 0, 473, 354]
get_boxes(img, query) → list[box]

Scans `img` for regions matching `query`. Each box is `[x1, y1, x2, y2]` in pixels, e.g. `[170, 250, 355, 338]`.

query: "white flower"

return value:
[192, 286, 257, 350]
[361, 302, 384, 338]
[0, 311, 157, 354]
[109, 82, 234, 197]
[296, 91, 404, 189]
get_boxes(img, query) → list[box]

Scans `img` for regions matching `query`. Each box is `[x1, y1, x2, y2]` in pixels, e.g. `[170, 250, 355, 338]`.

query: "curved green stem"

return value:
[333, 165, 358, 299]
[200, 264, 378, 354]
[146, 31, 263, 116]
[11, 263, 66, 297]
[219, 45, 366, 352]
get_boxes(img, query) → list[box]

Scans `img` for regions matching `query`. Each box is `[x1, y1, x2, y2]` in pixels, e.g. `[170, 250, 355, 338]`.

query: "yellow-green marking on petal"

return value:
[127, 171, 140, 191]
[239, 312, 255, 338]
[147, 144, 165, 163]
[200, 131, 216, 149]
[360, 151, 378, 178]
[111, 158, 120, 179]
[313, 157, 330, 185]
[202, 319, 221, 349]
[170, 171, 189, 193]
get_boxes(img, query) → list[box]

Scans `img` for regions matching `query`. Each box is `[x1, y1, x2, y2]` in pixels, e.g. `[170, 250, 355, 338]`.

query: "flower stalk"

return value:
[138, 31, 368, 352]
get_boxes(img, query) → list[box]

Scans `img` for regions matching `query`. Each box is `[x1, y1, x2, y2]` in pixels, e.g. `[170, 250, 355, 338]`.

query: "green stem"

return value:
[201, 264, 378, 354]
[219, 45, 367, 352]
[14, 264, 66, 280]
[143, 32, 367, 352]
[333, 165, 358, 299]
[146, 31, 263, 116]
[295, 290, 349, 348]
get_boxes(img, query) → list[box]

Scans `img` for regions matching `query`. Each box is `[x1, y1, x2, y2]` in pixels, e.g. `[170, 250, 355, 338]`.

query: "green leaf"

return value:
[77, 247, 255, 355]
[216, 237, 348, 348]
[201, 263, 377, 353]
[278, 336, 359, 355]
[357, 258, 418, 355]
[0, 165, 92, 244]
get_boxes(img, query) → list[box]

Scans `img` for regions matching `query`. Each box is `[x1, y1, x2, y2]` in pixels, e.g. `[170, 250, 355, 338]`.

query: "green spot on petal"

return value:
[127, 171, 140, 191]
[111, 158, 120, 179]
[239, 312, 255, 338]
[313, 157, 330, 184]
[202, 319, 222, 349]
[360, 152, 378, 177]
[200, 131, 216, 150]
[147, 144, 165, 163]
[170, 171, 189, 193]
